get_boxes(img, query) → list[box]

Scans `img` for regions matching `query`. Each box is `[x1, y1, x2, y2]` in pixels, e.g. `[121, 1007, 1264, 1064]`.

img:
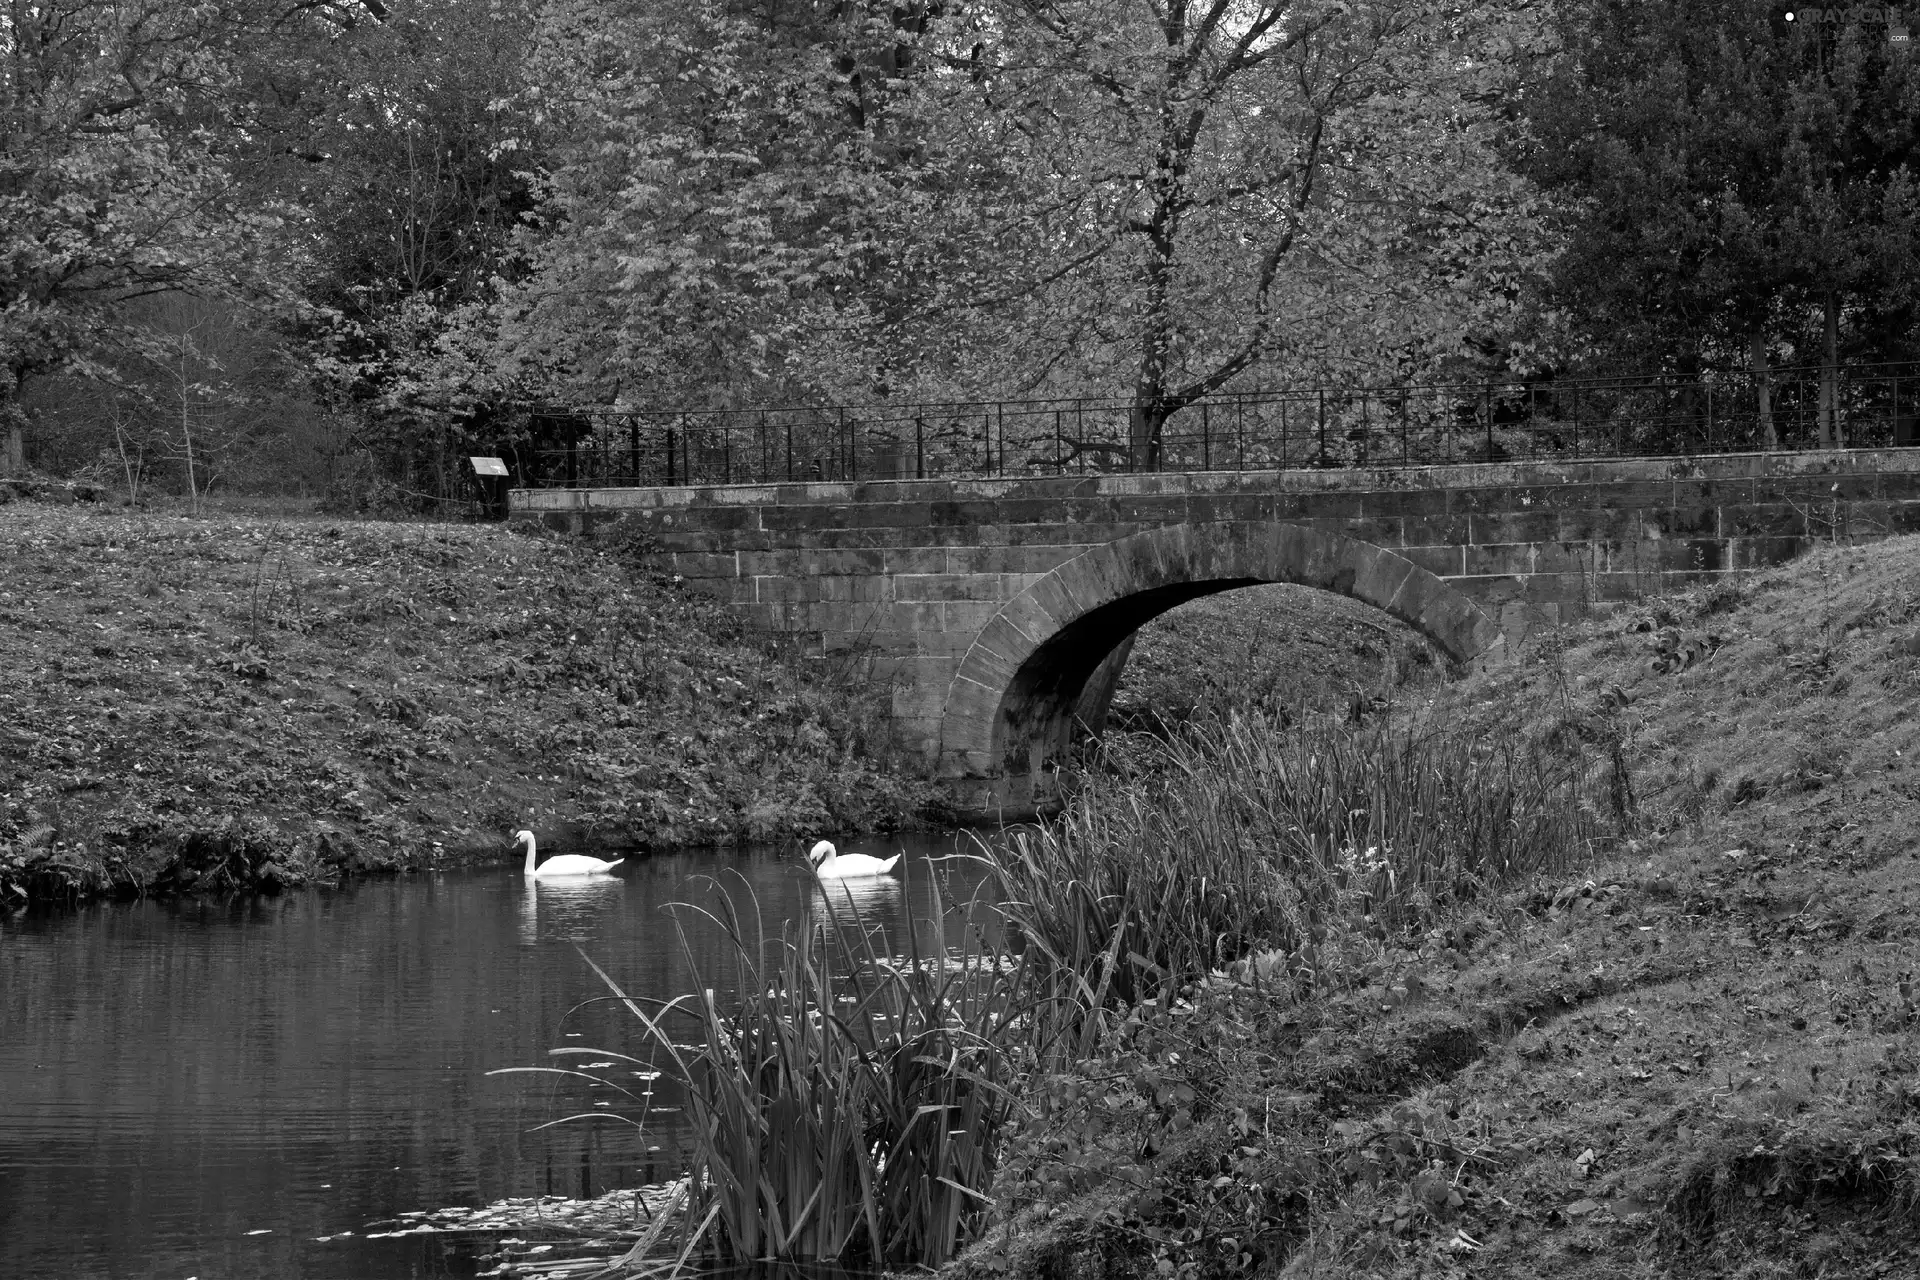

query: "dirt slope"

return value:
[0, 502, 930, 905]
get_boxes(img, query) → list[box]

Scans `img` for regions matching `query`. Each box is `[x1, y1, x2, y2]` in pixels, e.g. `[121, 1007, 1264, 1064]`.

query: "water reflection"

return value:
[518, 876, 628, 946]
[805, 872, 905, 948]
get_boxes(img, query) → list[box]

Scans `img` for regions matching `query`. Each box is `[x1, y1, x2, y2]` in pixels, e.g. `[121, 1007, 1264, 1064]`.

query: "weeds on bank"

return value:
[995, 711, 1593, 1033]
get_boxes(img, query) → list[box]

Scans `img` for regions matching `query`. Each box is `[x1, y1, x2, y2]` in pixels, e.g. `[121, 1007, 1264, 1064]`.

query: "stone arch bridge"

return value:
[512, 450, 1920, 817]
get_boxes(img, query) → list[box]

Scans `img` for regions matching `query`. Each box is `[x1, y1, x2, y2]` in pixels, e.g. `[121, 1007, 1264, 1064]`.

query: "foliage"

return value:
[0, 0, 300, 465]
[474, 0, 1561, 460]
[1521, 0, 1920, 379]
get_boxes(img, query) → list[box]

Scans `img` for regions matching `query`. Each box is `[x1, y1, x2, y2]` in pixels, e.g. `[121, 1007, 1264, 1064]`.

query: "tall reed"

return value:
[990, 709, 1591, 1026]
[553, 873, 1024, 1271]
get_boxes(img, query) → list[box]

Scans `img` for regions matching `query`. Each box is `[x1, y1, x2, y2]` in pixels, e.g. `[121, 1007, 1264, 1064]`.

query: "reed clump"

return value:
[549, 876, 1022, 1273]
[991, 710, 1594, 1025]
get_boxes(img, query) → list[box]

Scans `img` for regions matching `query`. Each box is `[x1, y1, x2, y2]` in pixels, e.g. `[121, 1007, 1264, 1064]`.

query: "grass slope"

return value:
[961, 536, 1920, 1280]
[0, 503, 931, 905]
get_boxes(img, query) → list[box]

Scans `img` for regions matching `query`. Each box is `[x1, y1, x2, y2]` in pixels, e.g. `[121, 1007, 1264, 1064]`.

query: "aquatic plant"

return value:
[538, 873, 1024, 1271]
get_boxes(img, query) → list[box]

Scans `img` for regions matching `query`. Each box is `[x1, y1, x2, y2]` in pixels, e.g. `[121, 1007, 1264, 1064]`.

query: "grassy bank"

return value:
[959, 536, 1920, 1280]
[0, 500, 933, 906]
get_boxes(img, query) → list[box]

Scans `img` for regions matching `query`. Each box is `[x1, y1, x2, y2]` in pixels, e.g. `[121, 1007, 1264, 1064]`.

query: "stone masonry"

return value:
[512, 448, 1920, 817]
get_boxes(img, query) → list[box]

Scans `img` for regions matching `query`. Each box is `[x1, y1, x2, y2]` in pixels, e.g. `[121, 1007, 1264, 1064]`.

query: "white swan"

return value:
[807, 839, 900, 879]
[516, 829, 624, 878]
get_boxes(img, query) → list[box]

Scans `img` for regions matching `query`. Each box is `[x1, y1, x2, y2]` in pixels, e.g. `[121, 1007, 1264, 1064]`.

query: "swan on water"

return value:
[516, 829, 624, 878]
[807, 839, 900, 879]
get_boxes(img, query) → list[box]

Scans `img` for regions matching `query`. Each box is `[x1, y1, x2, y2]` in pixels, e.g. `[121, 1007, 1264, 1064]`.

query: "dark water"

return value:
[0, 833, 995, 1280]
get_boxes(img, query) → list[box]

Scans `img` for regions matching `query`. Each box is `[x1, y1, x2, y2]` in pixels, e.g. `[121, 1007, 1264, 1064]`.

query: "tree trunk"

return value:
[1751, 329, 1775, 448]
[1127, 402, 1166, 472]
[0, 421, 22, 477]
[1819, 291, 1842, 448]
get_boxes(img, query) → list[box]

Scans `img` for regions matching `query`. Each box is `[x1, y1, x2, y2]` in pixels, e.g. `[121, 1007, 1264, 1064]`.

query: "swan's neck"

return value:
[522, 835, 537, 877]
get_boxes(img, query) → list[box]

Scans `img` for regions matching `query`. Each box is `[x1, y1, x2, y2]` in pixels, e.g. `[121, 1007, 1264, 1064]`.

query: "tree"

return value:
[1521, 0, 1918, 442]
[480, 0, 1557, 469]
[0, 0, 296, 475]
[880, 0, 1560, 466]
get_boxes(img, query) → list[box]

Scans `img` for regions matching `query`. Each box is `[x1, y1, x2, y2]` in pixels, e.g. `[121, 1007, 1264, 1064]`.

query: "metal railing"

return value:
[513, 363, 1920, 490]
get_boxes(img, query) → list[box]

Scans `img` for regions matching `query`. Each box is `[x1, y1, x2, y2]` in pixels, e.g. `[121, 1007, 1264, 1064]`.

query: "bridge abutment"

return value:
[512, 449, 1920, 818]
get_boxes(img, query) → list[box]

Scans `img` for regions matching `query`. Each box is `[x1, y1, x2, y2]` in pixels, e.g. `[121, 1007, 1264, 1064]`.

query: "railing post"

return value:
[983, 411, 991, 475]
[629, 417, 639, 485]
[566, 433, 577, 489]
[723, 415, 731, 484]
[1318, 387, 1327, 462]
[1399, 388, 1409, 464]
[997, 403, 1005, 475]
[916, 415, 926, 479]
[1279, 398, 1288, 468]
[843, 407, 854, 481]
[1484, 384, 1493, 459]
[786, 416, 793, 482]
[1202, 401, 1210, 470]
[665, 426, 676, 486]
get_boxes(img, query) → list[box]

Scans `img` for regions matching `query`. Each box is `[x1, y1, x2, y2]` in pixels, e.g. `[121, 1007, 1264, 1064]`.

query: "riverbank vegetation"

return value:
[0, 501, 930, 907]
[536, 536, 1920, 1280]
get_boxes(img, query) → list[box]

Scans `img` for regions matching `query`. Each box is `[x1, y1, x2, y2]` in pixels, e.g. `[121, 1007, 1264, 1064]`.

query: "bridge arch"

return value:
[937, 522, 1507, 816]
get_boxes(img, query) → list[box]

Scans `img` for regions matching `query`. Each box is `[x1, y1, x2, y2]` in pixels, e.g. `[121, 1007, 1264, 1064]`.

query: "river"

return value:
[0, 833, 997, 1280]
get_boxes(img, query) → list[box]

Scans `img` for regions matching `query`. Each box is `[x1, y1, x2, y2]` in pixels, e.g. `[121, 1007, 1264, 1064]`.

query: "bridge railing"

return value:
[514, 363, 1920, 489]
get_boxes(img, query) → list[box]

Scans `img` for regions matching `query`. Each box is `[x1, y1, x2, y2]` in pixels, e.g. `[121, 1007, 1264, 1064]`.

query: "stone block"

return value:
[1556, 508, 1636, 542]
[1461, 543, 1536, 576]
[1526, 542, 1601, 576]
[1364, 488, 1451, 518]
[669, 551, 740, 579]
[881, 546, 952, 575]
[1399, 544, 1465, 578]
[1718, 503, 1805, 537]
[950, 545, 1082, 575]
[1676, 477, 1754, 507]
[1292, 490, 1367, 519]
[1469, 510, 1559, 544]
[941, 600, 1005, 632]
[1654, 538, 1730, 572]
[763, 503, 850, 531]
[1732, 535, 1810, 569]
[1647, 506, 1719, 538]
[1108, 493, 1196, 523]
[1589, 481, 1678, 510]
[846, 502, 935, 529]
[804, 527, 900, 550]
[752, 575, 810, 603]
[1756, 474, 1882, 503]
[881, 601, 947, 633]
[1335, 516, 1406, 546]
[895, 573, 1010, 603]
[1348, 546, 1418, 612]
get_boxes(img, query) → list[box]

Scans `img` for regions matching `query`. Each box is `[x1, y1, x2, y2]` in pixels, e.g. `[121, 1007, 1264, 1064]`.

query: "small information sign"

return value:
[470, 457, 509, 477]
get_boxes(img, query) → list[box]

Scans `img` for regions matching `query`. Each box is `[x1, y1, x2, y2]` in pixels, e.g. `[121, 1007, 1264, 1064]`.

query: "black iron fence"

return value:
[514, 363, 1920, 490]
